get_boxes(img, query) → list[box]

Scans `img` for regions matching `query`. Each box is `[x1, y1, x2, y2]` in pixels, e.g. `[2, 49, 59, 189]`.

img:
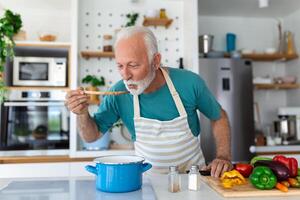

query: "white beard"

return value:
[123, 67, 156, 95]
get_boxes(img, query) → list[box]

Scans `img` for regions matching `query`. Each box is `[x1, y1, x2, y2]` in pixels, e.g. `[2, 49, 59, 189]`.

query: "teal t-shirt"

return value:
[94, 67, 221, 141]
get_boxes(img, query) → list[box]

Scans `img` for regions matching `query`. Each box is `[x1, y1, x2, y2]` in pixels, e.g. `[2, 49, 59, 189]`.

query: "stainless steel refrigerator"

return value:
[198, 58, 254, 163]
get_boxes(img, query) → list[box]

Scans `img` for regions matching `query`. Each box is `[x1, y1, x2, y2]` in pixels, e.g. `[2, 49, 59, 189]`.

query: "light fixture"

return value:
[258, 0, 269, 8]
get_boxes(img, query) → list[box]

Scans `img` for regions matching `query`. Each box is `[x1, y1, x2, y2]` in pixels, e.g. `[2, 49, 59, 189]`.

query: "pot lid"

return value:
[94, 155, 145, 165]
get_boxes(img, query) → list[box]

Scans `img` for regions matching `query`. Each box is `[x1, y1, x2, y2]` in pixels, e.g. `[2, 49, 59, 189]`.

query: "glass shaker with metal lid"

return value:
[188, 165, 201, 191]
[168, 166, 181, 193]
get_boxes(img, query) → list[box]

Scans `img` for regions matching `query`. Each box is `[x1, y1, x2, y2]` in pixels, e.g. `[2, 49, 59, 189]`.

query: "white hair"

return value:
[114, 26, 158, 64]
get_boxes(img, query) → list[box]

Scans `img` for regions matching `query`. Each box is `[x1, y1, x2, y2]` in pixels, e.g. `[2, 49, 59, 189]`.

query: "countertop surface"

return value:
[0, 173, 299, 200]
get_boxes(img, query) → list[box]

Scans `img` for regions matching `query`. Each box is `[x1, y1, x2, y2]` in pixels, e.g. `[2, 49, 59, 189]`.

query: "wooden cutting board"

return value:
[204, 176, 300, 198]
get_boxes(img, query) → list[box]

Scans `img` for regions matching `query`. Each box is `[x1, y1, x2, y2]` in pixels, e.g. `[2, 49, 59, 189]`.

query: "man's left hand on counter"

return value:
[202, 157, 234, 178]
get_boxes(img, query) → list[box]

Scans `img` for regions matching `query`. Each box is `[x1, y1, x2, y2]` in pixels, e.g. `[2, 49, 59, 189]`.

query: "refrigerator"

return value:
[198, 58, 255, 163]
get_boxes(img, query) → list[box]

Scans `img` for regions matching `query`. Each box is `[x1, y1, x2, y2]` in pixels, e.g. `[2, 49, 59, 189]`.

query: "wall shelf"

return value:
[8, 86, 70, 91]
[142, 17, 173, 28]
[15, 41, 71, 48]
[254, 83, 300, 90]
[243, 53, 298, 61]
[80, 51, 115, 59]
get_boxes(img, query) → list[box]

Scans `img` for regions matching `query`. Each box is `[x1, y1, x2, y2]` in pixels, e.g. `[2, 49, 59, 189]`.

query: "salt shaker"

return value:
[188, 165, 201, 191]
[168, 166, 181, 193]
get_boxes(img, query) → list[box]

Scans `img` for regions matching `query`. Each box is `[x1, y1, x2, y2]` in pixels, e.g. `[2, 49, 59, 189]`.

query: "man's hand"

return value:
[202, 157, 233, 178]
[65, 88, 89, 115]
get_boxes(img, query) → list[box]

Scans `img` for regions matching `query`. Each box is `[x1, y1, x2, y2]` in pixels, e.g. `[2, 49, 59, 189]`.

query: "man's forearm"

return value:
[211, 109, 231, 160]
[77, 112, 101, 142]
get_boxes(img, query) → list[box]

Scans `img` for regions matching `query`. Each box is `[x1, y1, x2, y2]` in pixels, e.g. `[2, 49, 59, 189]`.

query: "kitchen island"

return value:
[0, 173, 299, 200]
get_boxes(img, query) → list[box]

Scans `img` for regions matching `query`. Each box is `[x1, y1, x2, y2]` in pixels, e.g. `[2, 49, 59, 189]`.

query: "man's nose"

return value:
[122, 67, 131, 81]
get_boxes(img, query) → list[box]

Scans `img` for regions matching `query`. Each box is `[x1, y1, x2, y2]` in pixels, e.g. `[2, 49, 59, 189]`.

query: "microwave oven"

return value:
[13, 56, 67, 87]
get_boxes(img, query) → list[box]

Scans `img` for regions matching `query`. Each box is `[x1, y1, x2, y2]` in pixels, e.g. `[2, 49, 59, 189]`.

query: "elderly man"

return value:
[65, 26, 233, 177]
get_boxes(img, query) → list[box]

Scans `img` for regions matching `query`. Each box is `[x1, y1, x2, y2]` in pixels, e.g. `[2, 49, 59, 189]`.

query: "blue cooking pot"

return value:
[85, 155, 152, 193]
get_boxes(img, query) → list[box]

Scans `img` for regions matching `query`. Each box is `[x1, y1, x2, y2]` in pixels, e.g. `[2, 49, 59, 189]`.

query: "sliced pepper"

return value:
[273, 155, 298, 177]
[249, 166, 277, 190]
[220, 169, 246, 188]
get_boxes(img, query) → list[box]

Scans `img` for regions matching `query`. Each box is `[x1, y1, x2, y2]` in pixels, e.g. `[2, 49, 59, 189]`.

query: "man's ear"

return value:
[153, 53, 161, 70]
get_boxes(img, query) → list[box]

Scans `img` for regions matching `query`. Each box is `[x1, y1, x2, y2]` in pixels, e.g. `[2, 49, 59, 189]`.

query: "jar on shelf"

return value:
[159, 8, 168, 19]
[103, 34, 113, 52]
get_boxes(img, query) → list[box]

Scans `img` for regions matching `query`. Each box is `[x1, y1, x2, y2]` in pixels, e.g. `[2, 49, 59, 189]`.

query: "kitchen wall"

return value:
[198, 16, 279, 52]
[284, 8, 300, 106]
[0, 0, 71, 42]
[198, 15, 290, 128]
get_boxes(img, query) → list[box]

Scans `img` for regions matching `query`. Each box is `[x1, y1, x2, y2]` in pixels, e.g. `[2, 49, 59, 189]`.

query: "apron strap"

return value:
[133, 95, 140, 118]
[133, 67, 187, 118]
[160, 67, 187, 116]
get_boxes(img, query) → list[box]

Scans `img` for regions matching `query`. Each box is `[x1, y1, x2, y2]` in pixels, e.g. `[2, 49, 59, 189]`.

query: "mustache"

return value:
[124, 80, 139, 85]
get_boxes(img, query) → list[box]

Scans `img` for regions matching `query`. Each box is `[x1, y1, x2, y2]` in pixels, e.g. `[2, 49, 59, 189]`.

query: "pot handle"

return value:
[142, 163, 152, 173]
[85, 165, 97, 175]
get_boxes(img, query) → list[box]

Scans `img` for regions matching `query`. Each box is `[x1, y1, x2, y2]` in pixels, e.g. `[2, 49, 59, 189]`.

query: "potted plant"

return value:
[125, 12, 139, 27]
[81, 75, 105, 104]
[0, 10, 22, 103]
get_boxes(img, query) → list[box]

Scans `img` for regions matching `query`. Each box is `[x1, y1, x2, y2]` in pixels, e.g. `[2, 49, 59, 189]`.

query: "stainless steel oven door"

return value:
[0, 101, 69, 156]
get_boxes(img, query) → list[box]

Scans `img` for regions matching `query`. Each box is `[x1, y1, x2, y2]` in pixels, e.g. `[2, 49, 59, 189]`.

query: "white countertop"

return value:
[0, 174, 299, 200]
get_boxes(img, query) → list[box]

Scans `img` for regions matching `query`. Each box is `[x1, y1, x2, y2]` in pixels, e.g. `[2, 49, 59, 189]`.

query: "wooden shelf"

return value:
[0, 155, 94, 164]
[15, 41, 71, 48]
[254, 83, 300, 90]
[143, 17, 173, 28]
[8, 86, 70, 91]
[81, 51, 114, 59]
[243, 53, 298, 61]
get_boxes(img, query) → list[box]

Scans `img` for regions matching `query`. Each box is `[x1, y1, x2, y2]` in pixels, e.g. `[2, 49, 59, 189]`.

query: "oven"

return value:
[0, 90, 69, 156]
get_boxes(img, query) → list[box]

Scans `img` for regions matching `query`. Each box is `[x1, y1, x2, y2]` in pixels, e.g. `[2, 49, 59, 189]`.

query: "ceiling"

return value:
[198, 0, 300, 18]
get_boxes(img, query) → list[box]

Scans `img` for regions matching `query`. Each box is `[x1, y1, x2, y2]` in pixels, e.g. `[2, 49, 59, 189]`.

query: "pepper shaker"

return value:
[168, 166, 181, 193]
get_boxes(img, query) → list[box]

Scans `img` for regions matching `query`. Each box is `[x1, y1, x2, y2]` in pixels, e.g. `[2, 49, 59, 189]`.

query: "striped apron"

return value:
[133, 67, 205, 174]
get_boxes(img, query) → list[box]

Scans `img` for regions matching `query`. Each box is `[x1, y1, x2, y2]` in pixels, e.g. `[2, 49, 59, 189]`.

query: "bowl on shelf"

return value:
[282, 75, 297, 84]
[38, 31, 57, 42]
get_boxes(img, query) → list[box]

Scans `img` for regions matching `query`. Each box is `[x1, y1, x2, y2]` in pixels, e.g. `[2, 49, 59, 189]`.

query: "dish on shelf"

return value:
[38, 32, 57, 42]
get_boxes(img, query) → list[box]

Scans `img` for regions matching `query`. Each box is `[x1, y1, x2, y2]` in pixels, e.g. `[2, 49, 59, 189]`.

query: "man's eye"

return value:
[117, 65, 123, 69]
[129, 64, 139, 68]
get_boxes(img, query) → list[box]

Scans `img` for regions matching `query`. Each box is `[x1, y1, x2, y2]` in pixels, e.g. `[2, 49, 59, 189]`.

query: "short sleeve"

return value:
[93, 95, 120, 134]
[195, 76, 221, 120]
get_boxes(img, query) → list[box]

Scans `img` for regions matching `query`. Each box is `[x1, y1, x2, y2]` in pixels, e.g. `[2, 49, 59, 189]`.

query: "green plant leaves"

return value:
[125, 13, 139, 27]
[81, 75, 105, 87]
[0, 10, 22, 103]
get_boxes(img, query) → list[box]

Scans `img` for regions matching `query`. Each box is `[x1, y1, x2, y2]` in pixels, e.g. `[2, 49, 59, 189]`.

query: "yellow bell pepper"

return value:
[220, 169, 246, 189]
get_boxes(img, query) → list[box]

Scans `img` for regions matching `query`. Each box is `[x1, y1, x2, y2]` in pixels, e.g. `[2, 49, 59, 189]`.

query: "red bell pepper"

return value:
[234, 163, 253, 178]
[273, 155, 298, 177]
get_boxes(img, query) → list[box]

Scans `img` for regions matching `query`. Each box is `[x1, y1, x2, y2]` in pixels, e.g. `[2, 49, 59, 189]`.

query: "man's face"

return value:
[115, 34, 155, 95]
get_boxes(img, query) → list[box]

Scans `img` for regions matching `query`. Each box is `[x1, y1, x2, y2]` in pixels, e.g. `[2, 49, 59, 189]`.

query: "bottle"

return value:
[179, 57, 184, 69]
[188, 165, 201, 191]
[159, 8, 167, 19]
[168, 166, 181, 193]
